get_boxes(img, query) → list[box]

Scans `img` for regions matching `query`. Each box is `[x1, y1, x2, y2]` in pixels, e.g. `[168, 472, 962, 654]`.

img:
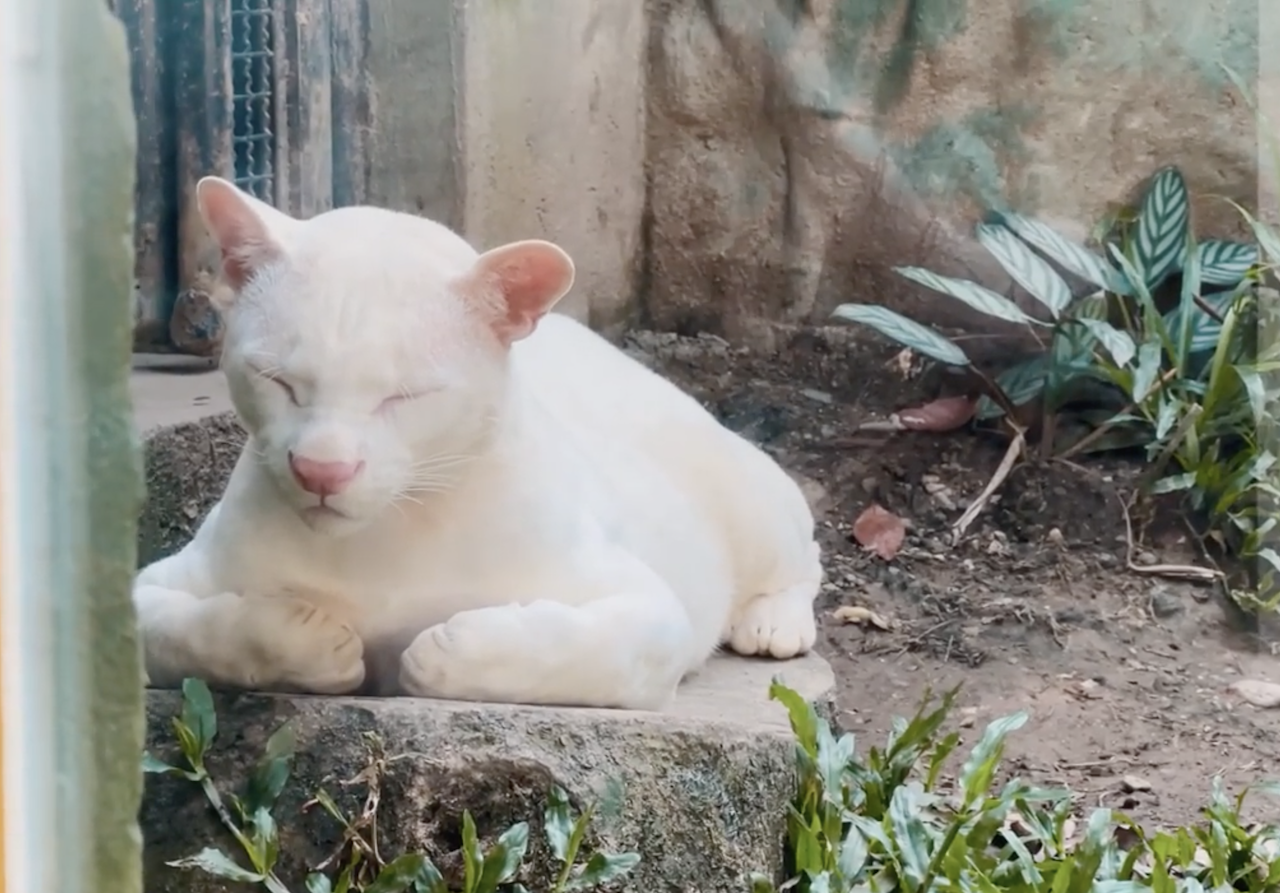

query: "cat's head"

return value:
[196, 176, 575, 536]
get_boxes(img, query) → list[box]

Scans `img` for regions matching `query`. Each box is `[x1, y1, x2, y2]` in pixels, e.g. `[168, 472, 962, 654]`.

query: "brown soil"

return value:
[626, 325, 1280, 829]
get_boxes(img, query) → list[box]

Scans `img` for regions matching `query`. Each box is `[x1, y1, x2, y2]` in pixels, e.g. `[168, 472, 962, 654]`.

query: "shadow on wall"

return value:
[642, 0, 1260, 353]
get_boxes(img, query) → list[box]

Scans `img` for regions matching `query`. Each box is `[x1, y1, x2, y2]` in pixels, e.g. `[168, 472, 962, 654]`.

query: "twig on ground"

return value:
[950, 429, 1026, 543]
[1053, 458, 1221, 584]
[1116, 487, 1221, 584]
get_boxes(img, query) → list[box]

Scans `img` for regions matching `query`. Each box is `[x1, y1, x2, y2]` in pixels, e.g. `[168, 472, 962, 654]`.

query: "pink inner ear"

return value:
[197, 178, 279, 290]
[476, 241, 575, 343]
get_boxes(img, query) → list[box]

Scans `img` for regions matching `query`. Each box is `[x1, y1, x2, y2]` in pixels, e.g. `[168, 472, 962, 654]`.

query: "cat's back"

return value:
[512, 314, 708, 429]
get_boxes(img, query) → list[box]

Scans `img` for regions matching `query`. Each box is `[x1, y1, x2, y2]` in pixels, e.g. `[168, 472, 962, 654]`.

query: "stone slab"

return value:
[142, 652, 835, 893]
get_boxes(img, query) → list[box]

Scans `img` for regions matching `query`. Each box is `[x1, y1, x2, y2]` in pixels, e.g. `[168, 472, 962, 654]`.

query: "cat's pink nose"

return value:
[288, 453, 364, 496]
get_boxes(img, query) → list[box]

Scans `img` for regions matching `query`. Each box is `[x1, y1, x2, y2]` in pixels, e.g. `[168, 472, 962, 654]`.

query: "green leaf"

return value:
[977, 355, 1048, 419]
[1152, 472, 1197, 494]
[893, 265, 1039, 326]
[836, 821, 869, 881]
[246, 723, 297, 814]
[747, 872, 778, 893]
[831, 303, 971, 367]
[1197, 239, 1258, 285]
[366, 854, 428, 893]
[1076, 318, 1136, 368]
[1163, 288, 1238, 355]
[166, 847, 264, 883]
[1134, 167, 1190, 287]
[769, 679, 820, 758]
[807, 870, 833, 893]
[1000, 214, 1119, 291]
[977, 223, 1073, 317]
[180, 678, 217, 758]
[307, 873, 334, 893]
[461, 812, 483, 893]
[886, 785, 932, 889]
[564, 852, 642, 890]
[544, 786, 575, 863]
[959, 711, 1029, 805]
[1131, 338, 1164, 402]
[477, 822, 530, 891]
[413, 860, 448, 893]
[248, 806, 280, 874]
[141, 752, 182, 775]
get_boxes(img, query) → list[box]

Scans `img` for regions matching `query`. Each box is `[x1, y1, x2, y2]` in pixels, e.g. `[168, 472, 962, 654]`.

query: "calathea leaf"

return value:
[976, 354, 1049, 420]
[1076, 318, 1137, 368]
[893, 265, 1041, 326]
[830, 304, 971, 367]
[999, 213, 1121, 292]
[1197, 239, 1258, 286]
[1134, 167, 1190, 287]
[1163, 287, 1241, 356]
[976, 223, 1073, 318]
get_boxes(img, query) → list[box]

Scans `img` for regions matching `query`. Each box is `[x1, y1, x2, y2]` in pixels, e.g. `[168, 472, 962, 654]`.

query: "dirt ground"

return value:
[626, 325, 1280, 829]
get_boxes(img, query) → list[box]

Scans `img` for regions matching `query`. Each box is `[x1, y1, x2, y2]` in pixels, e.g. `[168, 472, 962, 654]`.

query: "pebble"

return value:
[1149, 587, 1183, 618]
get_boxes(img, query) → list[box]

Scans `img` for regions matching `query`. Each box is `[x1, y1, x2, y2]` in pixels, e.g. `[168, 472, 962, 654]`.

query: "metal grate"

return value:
[230, 0, 276, 201]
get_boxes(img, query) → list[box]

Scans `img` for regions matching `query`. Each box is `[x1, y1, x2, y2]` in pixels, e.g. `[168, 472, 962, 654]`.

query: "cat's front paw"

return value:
[234, 595, 367, 694]
[399, 604, 540, 701]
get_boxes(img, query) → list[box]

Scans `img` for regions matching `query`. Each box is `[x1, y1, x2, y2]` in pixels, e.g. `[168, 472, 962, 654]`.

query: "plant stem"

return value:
[1057, 367, 1180, 459]
[198, 774, 295, 893]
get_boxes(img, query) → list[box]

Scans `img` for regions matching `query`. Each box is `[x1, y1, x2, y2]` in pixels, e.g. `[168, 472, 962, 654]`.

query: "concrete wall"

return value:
[643, 0, 1261, 346]
[348, 0, 648, 331]
[355, 0, 1260, 348]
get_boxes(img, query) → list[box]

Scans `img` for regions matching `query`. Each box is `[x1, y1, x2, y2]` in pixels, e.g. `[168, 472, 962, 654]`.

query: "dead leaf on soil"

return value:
[852, 504, 906, 561]
[1120, 774, 1153, 793]
[892, 395, 977, 433]
[1228, 678, 1280, 708]
[832, 605, 894, 631]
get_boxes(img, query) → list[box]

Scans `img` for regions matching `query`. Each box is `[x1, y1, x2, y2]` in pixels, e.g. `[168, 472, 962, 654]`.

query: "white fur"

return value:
[133, 177, 823, 710]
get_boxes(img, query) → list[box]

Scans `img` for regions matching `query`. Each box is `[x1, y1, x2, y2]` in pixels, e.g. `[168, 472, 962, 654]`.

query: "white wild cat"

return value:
[133, 177, 823, 710]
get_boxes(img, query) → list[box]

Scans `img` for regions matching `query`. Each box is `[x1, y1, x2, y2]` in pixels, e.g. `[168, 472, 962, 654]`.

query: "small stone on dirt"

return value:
[1228, 679, 1280, 708]
[1136, 550, 1158, 566]
[1149, 587, 1183, 619]
[1047, 527, 1064, 545]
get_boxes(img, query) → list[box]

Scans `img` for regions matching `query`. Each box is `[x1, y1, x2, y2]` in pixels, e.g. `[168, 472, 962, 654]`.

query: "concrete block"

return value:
[142, 653, 834, 893]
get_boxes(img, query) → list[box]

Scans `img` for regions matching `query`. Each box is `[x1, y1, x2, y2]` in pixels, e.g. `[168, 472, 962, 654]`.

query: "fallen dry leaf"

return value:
[1120, 774, 1152, 793]
[852, 504, 906, 561]
[832, 605, 893, 631]
[1228, 678, 1280, 708]
[891, 395, 977, 433]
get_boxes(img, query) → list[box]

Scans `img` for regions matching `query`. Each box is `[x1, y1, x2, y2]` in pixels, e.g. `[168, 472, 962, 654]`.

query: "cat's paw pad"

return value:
[727, 589, 817, 659]
[243, 596, 366, 694]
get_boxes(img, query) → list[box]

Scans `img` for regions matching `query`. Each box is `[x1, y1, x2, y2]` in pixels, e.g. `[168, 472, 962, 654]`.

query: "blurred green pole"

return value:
[0, 0, 144, 891]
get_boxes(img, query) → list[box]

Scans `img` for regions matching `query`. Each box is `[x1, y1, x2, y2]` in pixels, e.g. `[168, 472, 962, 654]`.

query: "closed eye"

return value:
[378, 385, 443, 413]
[247, 365, 300, 405]
[378, 392, 417, 413]
[272, 378, 300, 405]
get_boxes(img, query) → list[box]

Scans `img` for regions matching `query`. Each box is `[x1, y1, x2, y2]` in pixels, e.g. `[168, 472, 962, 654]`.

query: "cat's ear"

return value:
[195, 176, 294, 296]
[465, 240, 576, 344]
